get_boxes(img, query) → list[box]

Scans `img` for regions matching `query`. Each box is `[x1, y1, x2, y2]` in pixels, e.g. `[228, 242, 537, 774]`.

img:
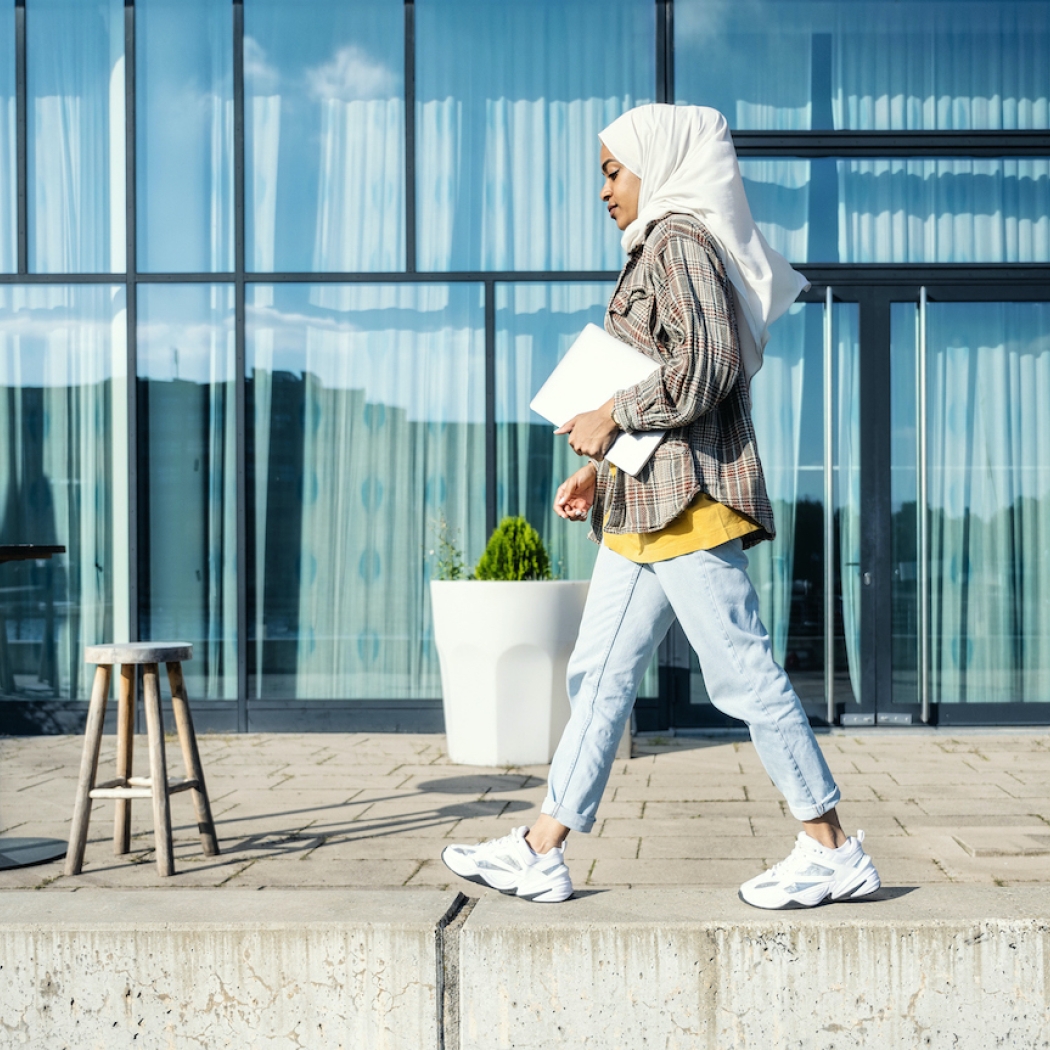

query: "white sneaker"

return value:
[441, 826, 574, 903]
[740, 830, 881, 910]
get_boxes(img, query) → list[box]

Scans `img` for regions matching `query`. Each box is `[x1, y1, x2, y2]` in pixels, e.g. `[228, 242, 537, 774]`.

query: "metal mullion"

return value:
[233, 0, 247, 732]
[917, 287, 930, 724]
[823, 286, 835, 725]
[404, 0, 415, 273]
[484, 278, 496, 537]
[732, 130, 1050, 157]
[655, 0, 673, 104]
[125, 0, 138, 647]
[14, 0, 26, 274]
[243, 270, 619, 283]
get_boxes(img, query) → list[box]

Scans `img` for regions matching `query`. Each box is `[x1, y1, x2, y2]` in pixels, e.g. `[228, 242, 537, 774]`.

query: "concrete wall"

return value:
[1, 890, 450, 1050]
[3, 887, 1049, 1049]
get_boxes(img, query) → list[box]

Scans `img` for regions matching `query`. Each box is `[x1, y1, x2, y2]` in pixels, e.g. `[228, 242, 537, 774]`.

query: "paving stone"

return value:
[587, 858, 759, 886]
[638, 835, 769, 860]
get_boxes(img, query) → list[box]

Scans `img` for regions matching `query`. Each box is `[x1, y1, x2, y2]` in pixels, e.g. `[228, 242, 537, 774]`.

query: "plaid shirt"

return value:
[591, 214, 775, 549]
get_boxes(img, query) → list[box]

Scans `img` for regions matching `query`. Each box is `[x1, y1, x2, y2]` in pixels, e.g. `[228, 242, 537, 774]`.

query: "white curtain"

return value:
[249, 285, 486, 700]
[836, 304, 862, 705]
[838, 158, 1050, 264]
[495, 282, 612, 582]
[138, 285, 237, 700]
[833, 4, 1050, 131]
[927, 304, 1050, 705]
[244, 0, 404, 273]
[416, 0, 653, 271]
[0, 286, 126, 701]
[749, 304, 808, 666]
[136, 0, 233, 273]
[27, 0, 125, 274]
[0, 11, 14, 273]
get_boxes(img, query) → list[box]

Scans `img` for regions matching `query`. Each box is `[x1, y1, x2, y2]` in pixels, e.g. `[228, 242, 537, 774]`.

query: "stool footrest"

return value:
[90, 776, 200, 800]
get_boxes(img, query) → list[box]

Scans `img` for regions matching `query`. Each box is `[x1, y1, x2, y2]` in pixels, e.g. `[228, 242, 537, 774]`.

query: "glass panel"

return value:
[683, 301, 861, 717]
[27, 0, 126, 274]
[416, 0, 654, 272]
[137, 284, 236, 700]
[675, 1, 1050, 131]
[137, 0, 233, 273]
[743, 158, 1050, 264]
[248, 283, 485, 699]
[245, 0, 404, 273]
[0, 3, 15, 273]
[0, 285, 129, 707]
[495, 282, 613, 581]
[893, 301, 1050, 710]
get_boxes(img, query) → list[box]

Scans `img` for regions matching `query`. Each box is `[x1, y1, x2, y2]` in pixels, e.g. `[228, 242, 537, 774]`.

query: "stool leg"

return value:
[166, 661, 220, 856]
[113, 664, 136, 856]
[142, 662, 175, 877]
[65, 665, 112, 876]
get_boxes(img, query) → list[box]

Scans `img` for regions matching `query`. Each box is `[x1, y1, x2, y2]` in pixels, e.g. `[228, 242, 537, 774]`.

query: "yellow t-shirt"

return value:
[603, 467, 760, 564]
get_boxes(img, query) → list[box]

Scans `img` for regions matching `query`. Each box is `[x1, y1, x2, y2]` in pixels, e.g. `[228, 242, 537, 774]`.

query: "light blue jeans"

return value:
[541, 539, 841, 833]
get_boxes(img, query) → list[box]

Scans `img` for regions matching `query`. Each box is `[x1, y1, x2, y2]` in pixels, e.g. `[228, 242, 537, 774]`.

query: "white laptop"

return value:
[529, 323, 666, 477]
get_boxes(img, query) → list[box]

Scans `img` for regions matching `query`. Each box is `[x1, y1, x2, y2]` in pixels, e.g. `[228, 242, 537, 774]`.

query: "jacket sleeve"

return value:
[611, 231, 741, 433]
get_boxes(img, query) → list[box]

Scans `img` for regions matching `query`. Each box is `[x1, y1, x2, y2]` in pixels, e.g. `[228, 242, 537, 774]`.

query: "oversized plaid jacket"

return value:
[591, 213, 776, 550]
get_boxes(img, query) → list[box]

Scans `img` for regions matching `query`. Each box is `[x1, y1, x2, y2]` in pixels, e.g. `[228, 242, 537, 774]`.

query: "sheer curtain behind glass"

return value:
[676, 1, 1050, 131]
[0, 5, 15, 272]
[495, 283, 612, 581]
[137, 0, 233, 273]
[138, 285, 236, 700]
[0, 286, 127, 704]
[248, 284, 485, 700]
[245, 0, 404, 272]
[27, 0, 126, 273]
[416, 0, 653, 271]
[927, 303, 1050, 706]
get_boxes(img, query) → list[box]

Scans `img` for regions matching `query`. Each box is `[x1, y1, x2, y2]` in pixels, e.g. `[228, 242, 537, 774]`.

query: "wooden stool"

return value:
[66, 643, 220, 877]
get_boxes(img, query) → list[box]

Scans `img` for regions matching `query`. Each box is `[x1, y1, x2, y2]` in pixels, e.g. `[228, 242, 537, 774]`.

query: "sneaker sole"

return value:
[440, 852, 573, 903]
[739, 874, 883, 911]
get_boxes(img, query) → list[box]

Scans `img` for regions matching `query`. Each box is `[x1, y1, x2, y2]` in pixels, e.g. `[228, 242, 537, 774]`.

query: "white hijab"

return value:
[599, 104, 808, 379]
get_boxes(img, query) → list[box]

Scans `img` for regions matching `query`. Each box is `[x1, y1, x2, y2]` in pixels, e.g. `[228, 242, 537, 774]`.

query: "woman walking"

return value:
[441, 104, 880, 909]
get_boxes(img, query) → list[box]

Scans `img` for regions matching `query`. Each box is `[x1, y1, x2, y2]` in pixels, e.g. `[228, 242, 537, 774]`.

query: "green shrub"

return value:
[430, 516, 467, 581]
[473, 516, 552, 581]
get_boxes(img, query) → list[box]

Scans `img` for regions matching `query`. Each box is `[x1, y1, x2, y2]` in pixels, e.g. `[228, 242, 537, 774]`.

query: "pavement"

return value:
[2, 728, 1049, 893]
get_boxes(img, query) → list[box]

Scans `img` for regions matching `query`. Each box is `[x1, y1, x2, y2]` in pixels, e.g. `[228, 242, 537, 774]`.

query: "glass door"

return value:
[671, 292, 862, 728]
[892, 294, 1050, 724]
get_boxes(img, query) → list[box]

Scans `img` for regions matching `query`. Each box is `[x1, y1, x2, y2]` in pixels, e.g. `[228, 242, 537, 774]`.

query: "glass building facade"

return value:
[1, 0, 1048, 732]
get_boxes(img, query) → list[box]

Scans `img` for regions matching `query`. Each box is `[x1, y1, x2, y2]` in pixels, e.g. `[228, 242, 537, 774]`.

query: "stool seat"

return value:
[85, 641, 193, 665]
[66, 643, 218, 878]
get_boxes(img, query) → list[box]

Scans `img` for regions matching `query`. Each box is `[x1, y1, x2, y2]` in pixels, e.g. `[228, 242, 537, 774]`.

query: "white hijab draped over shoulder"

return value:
[599, 103, 808, 380]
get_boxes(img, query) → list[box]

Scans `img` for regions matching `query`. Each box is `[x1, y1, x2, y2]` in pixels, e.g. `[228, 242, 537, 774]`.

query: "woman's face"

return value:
[599, 143, 641, 230]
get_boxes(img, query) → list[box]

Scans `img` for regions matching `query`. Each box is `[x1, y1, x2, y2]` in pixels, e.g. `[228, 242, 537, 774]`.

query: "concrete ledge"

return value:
[1, 889, 458, 1050]
[460, 887, 1050, 1050]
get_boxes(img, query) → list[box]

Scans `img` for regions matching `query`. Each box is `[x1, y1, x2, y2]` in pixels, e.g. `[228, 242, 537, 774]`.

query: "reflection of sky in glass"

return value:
[741, 158, 1050, 264]
[416, 0, 653, 272]
[0, 4, 15, 273]
[27, 0, 126, 274]
[495, 282, 612, 426]
[676, 1, 1050, 131]
[137, 0, 233, 273]
[138, 284, 235, 382]
[247, 283, 484, 423]
[0, 286, 127, 386]
[245, 0, 404, 272]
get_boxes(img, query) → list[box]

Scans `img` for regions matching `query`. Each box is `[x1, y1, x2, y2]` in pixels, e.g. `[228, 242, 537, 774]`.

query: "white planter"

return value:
[430, 580, 590, 767]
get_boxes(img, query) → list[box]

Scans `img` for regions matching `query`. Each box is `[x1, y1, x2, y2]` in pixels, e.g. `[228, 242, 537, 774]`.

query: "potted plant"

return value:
[429, 517, 589, 766]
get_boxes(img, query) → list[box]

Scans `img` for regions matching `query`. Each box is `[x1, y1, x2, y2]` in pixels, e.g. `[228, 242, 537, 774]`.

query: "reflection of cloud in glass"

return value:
[247, 302, 484, 424]
[244, 36, 280, 94]
[306, 44, 399, 102]
[138, 320, 235, 384]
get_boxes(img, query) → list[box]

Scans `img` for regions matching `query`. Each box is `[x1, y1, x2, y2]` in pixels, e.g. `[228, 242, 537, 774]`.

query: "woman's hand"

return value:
[554, 463, 597, 522]
[555, 397, 620, 460]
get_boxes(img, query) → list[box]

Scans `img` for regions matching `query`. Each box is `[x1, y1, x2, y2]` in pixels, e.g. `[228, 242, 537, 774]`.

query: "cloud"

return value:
[306, 45, 399, 103]
[244, 36, 281, 95]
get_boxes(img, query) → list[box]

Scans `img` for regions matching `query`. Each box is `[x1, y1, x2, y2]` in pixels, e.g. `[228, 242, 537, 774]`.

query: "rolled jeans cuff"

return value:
[541, 797, 595, 834]
[786, 784, 842, 822]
